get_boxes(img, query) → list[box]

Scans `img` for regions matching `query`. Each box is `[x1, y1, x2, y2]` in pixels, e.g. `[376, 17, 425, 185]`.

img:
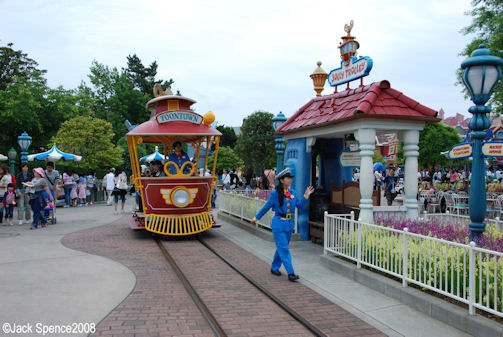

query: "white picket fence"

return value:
[218, 190, 298, 232]
[324, 212, 503, 318]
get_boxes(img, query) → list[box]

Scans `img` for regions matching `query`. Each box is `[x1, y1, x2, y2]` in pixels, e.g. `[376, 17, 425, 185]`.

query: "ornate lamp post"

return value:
[17, 131, 32, 164]
[272, 112, 288, 172]
[461, 44, 503, 240]
[7, 147, 17, 175]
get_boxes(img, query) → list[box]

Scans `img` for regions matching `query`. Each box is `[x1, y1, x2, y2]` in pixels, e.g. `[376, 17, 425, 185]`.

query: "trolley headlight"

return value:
[172, 188, 190, 207]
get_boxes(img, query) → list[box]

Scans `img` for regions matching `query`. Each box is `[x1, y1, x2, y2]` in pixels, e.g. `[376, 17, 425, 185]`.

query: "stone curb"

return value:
[319, 254, 503, 337]
[217, 211, 301, 242]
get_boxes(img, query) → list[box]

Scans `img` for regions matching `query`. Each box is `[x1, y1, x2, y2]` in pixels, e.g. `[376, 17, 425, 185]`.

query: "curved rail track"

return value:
[155, 236, 328, 337]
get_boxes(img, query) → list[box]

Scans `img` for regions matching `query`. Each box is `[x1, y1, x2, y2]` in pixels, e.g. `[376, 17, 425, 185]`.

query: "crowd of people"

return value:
[0, 162, 131, 229]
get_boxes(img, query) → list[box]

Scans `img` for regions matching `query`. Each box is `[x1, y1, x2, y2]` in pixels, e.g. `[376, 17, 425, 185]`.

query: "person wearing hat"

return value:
[149, 160, 166, 177]
[251, 167, 314, 282]
[25, 168, 54, 229]
[167, 140, 192, 175]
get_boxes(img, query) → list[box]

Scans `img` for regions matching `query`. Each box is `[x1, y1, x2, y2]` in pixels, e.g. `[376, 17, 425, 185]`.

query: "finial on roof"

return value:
[153, 83, 173, 97]
[310, 61, 328, 97]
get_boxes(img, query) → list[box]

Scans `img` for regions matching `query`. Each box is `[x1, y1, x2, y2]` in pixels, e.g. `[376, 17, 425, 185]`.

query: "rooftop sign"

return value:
[327, 20, 373, 88]
[157, 111, 203, 125]
[328, 56, 373, 87]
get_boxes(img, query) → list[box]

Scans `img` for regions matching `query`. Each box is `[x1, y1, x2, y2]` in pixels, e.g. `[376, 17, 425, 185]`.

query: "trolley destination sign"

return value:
[157, 111, 203, 125]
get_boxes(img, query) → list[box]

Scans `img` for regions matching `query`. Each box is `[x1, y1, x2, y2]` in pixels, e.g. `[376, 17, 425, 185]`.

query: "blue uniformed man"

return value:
[251, 167, 314, 282]
[167, 140, 192, 174]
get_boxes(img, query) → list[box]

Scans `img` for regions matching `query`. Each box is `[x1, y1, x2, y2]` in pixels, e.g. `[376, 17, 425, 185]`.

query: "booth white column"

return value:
[403, 129, 420, 219]
[356, 128, 376, 223]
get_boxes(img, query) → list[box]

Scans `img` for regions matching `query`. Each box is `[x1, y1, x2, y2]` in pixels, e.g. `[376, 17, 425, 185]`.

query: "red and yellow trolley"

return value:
[127, 86, 221, 236]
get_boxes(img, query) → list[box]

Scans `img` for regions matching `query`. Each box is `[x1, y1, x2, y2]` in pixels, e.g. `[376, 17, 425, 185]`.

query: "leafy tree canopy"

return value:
[83, 55, 174, 143]
[418, 123, 462, 168]
[460, 0, 503, 115]
[235, 111, 276, 174]
[216, 125, 238, 148]
[207, 146, 243, 174]
[124, 54, 173, 95]
[0, 42, 46, 90]
[51, 116, 123, 176]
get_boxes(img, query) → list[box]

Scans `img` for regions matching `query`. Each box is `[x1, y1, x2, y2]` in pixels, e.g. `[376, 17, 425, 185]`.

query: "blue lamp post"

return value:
[272, 111, 287, 172]
[461, 44, 503, 240]
[7, 147, 17, 175]
[18, 131, 32, 164]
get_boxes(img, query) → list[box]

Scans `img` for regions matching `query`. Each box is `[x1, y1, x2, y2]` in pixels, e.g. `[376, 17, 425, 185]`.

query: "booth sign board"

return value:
[340, 150, 361, 167]
[447, 143, 472, 160]
[482, 142, 503, 157]
[157, 111, 203, 125]
[328, 56, 373, 87]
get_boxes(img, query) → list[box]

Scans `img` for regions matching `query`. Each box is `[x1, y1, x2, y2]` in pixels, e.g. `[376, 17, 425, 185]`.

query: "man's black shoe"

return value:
[288, 274, 299, 282]
[270, 269, 281, 276]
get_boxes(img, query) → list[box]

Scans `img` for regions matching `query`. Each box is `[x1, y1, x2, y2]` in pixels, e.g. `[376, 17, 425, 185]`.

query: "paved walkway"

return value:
[0, 202, 135, 337]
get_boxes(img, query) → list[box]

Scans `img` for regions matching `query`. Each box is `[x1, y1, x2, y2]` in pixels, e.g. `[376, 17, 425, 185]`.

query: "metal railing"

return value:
[324, 212, 503, 318]
[218, 190, 298, 232]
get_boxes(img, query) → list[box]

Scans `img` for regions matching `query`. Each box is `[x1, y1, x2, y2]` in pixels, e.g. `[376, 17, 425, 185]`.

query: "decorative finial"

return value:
[153, 83, 173, 97]
[339, 20, 359, 66]
[310, 61, 328, 97]
[344, 20, 354, 36]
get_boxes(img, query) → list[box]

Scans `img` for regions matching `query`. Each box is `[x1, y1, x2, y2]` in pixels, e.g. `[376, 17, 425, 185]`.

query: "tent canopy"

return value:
[27, 144, 82, 162]
[140, 146, 166, 162]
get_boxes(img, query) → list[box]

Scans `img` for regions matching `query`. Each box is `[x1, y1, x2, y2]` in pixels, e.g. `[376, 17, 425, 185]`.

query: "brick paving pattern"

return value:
[62, 217, 386, 336]
[199, 232, 385, 337]
[62, 218, 215, 337]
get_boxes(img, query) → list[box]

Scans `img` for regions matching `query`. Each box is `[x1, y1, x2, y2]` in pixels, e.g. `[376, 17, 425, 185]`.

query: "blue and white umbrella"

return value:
[27, 143, 82, 162]
[373, 162, 385, 172]
[140, 146, 166, 162]
[0, 154, 7, 161]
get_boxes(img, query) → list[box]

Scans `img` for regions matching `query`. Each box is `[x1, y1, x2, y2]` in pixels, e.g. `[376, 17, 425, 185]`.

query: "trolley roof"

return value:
[127, 90, 221, 143]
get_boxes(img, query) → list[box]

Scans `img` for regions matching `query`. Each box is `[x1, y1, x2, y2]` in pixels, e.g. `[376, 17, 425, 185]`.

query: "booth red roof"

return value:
[277, 80, 439, 134]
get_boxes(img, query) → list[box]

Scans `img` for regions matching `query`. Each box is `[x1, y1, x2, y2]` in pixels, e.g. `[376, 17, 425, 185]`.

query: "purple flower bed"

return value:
[375, 215, 503, 253]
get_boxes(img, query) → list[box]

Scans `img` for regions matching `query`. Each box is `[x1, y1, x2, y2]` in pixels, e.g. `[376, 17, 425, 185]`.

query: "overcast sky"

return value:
[1, 0, 476, 126]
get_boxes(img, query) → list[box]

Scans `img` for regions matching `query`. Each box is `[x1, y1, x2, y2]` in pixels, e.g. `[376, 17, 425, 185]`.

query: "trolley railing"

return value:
[324, 212, 503, 318]
[219, 190, 298, 232]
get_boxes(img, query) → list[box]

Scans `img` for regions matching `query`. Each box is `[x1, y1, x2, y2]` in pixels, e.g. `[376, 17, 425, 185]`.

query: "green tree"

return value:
[418, 123, 461, 168]
[235, 111, 276, 173]
[124, 54, 173, 95]
[373, 150, 384, 163]
[0, 74, 88, 154]
[207, 146, 243, 173]
[52, 116, 123, 175]
[84, 56, 175, 143]
[216, 125, 238, 148]
[460, 0, 503, 115]
[0, 42, 46, 90]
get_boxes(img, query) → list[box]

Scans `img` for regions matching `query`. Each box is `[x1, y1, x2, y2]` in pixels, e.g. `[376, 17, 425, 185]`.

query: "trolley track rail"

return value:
[155, 235, 327, 337]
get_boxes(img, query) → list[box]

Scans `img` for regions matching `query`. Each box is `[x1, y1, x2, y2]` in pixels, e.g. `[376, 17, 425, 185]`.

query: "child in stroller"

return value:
[43, 189, 56, 224]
